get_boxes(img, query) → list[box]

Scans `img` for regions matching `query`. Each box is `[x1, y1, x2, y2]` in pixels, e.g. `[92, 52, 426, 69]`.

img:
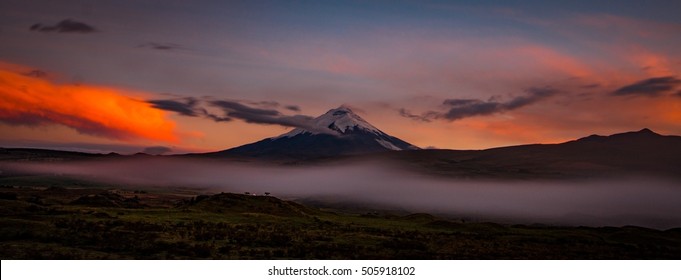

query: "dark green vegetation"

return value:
[1, 181, 680, 259]
[2, 131, 681, 260]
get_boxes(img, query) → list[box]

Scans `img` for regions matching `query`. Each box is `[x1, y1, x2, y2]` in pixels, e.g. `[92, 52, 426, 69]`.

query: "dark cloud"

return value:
[210, 100, 280, 117]
[442, 99, 479, 107]
[502, 87, 558, 110]
[398, 108, 432, 122]
[676, 90, 681, 98]
[138, 42, 186, 51]
[0, 112, 53, 127]
[402, 87, 559, 122]
[612, 76, 681, 96]
[440, 99, 499, 120]
[148, 97, 200, 117]
[202, 110, 232, 122]
[209, 100, 327, 132]
[147, 97, 323, 132]
[30, 19, 97, 33]
[285, 105, 301, 112]
[142, 146, 172, 155]
[147, 97, 232, 122]
[581, 83, 600, 89]
[249, 101, 280, 108]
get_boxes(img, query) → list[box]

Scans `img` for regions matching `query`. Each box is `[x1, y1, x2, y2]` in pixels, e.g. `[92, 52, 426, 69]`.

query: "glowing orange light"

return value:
[0, 62, 177, 142]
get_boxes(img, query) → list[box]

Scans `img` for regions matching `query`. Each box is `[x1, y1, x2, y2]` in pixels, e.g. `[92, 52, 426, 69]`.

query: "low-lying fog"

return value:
[5, 158, 681, 229]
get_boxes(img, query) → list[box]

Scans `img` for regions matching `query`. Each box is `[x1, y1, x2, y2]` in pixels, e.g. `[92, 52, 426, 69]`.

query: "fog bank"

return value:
[5, 158, 681, 229]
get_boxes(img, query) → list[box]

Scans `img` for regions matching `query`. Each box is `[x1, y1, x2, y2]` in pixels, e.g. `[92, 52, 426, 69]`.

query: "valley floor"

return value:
[1, 180, 680, 259]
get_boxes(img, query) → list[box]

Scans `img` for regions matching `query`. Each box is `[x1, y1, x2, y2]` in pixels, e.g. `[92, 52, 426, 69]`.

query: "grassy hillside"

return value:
[1, 179, 680, 259]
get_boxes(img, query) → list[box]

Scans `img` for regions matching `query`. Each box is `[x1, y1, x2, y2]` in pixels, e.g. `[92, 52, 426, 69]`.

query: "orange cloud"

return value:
[0, 62, 177, 142]
[513, 45, 594, 79]
[629, 50, 677, 77]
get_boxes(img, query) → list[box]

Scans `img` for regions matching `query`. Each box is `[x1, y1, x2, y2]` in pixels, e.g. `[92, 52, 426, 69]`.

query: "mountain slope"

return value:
[208, 106, 419, 158]
[3, 128, 680, 179]
[369, 128, 681, 179]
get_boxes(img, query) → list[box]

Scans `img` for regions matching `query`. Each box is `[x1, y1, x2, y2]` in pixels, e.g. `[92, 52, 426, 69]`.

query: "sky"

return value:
[1, 0, 681, 154]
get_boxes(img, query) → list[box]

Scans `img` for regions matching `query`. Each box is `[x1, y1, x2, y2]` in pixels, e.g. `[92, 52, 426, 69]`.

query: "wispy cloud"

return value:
[401, 87, 559, 122]
[612, 76, 681, 97]
[138, 42, 187, 51]
[285, 105, 301, 112]
[398, 108, 432, 122]
[148, 96, 231, 122]
[209, 100, 322, 131]
[147, 97, 332, 134]
[29, 19, 97, 33]
[148, 97, 200, 117]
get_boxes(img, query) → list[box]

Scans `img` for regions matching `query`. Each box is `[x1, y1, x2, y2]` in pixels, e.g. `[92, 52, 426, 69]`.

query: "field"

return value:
[1, 175, 680, 260]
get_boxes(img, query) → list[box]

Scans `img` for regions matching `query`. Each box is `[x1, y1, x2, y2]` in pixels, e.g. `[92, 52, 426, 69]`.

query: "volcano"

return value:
[210, 106, 419, 158]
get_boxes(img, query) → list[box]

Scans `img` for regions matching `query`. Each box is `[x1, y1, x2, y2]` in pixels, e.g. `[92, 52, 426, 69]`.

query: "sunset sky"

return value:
[1, 0, 681, 154]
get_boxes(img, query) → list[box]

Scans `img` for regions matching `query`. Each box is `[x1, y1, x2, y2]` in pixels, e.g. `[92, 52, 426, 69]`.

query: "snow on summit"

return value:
[278, 106, 383, 138]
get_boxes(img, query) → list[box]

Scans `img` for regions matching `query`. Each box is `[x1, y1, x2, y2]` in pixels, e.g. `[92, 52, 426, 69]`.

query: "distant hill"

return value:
[2, 128, 681, 179]
[0, 148, 108, 162]
[368, 128, 681, 179]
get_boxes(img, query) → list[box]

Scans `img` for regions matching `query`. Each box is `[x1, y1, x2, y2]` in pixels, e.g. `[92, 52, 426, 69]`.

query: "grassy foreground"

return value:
[0, 179, 680, 259]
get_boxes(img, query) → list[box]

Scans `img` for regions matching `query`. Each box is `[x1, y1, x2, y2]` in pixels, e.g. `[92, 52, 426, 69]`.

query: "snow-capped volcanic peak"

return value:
[279, 106, 383, 138]
[320, 106, 381, 133]
[222, 105, 419, 157]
